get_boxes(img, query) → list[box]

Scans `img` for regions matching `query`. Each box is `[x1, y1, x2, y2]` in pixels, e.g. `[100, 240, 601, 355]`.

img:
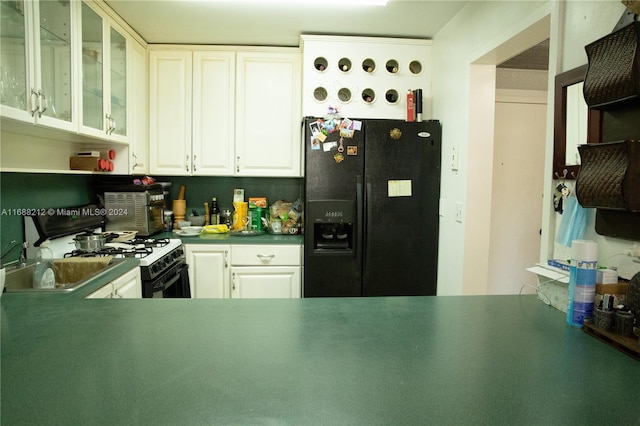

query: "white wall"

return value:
[432, 0, 637, 296]
[432, 0, 552, 295]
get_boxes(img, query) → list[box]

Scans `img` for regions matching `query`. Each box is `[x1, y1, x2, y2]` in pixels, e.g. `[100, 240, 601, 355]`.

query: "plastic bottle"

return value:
[33, 241, 55, 289]
[566, 240, 598, 327]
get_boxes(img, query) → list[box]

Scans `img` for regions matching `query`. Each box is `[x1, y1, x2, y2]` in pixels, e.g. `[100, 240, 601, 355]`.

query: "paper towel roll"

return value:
[571, 239, 598, 262]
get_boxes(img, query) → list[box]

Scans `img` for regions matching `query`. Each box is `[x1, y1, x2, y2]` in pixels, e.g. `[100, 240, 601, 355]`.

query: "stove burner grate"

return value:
[64, 246, 153, 259]
[65, 250, 113, 258]
[126, 238, 169, 248]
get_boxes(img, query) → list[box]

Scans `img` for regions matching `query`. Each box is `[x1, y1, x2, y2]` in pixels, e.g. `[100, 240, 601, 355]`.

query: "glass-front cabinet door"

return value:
[36, 0, 73, 128]
[0, 0, 29, 119]
[0, 0, 75, 130]
[109, 26, 126, 138]
[80, 1, 128, 143]
[80, 2, 103, 132]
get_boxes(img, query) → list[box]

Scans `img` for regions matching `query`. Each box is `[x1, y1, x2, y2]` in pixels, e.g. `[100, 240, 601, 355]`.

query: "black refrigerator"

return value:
[304, 118, 441, 297]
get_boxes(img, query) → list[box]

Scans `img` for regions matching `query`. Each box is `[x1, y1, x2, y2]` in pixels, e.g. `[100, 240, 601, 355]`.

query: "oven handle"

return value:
[154, 263, 186, 291]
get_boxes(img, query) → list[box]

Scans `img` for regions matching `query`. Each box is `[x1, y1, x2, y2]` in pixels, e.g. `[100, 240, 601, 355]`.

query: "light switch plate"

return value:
[455, 202, 463, 223]
[450, 145, 459, 171]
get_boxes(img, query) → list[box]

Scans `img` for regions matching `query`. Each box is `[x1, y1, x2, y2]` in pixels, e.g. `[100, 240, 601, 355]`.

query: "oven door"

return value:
[145, 205, 165, 236]
[144, 262, 191, 298]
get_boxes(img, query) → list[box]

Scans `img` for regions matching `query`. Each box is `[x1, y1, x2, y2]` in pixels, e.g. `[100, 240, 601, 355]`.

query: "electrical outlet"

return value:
[455, 202, 463, 223]
[626, 245, 640, 257]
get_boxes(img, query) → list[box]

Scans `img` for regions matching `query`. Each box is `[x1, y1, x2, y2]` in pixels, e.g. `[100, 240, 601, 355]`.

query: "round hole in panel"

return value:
[313, 87, 328, 102]
[337, 88, 352, 103]
[385, 89, 399, 104]
[361, 88, 375, 104]
[338, 58, 352, 73]
[409, 60, 423, 75]
[385, 59, 399, 74]
[362, 58, 376, 74]
[314, 57, 328, 72]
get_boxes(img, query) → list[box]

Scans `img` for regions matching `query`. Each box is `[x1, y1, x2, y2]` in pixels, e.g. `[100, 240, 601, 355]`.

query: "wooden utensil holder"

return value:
[173, 200, 187, 229]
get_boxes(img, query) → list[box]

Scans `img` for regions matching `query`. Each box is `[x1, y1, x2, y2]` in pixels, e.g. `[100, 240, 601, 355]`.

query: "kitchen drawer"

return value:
[231, 245, 300, 266]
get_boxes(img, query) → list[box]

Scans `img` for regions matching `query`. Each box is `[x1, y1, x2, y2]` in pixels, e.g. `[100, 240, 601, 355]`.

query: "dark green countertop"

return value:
[2, 294, 639, 425]
[160, 231, 303, 245]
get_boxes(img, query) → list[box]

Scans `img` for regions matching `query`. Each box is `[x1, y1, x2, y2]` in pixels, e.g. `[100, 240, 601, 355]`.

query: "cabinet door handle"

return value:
[186, 155, 190, 172]
[232, 272, 236, 290]
[114, 289, 122, 298]
[132, 153, 138, 169]
[105, 114, 112, 134]
[224, 250, 228, 268]
[236, 155, 240, 173]
[38, 93, 47, 117]
[30, 89, 39, 116]
[111, 118, 116, 134]
[193, 155, 197, 172]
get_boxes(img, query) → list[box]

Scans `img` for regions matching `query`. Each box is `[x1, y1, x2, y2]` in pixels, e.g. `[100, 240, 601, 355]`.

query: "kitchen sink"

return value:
[3, 259, 125, 293]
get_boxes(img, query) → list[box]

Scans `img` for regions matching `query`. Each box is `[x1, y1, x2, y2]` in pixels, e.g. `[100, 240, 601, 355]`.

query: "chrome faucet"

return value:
[1, 240, 29, 268]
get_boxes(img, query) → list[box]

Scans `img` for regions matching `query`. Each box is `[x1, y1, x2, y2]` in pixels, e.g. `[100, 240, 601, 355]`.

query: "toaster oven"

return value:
[104, 187, 165, 236]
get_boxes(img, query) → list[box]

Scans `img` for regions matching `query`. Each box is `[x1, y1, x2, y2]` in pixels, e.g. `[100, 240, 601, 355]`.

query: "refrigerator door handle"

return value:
[356, 175, 364, 271]
[364, 177, 373, 276]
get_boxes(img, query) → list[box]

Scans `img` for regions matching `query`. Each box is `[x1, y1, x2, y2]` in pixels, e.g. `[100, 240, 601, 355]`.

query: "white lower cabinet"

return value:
[184, 244, 230, 298]
[86, 267, 142, 299]
[230, 245, 301, 299]
[230, 266, 301, 299]
[184, 244, 301, 299]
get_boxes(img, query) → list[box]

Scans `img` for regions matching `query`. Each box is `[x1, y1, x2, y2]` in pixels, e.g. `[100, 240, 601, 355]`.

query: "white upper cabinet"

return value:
[149, 49, 235, 176]
[0, 0, 147, 174]
[235, 50, 301, 177]
[79, 1, 129, 144]
[192, 51, 236, 175]
[148, 49, 193, 175]
[128, 38, 148, 174]
[149, 46, 301, 177]
[0, 0, 76, 132]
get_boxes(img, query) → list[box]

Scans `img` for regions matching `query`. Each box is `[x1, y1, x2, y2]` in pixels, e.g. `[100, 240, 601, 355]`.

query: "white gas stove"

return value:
[24, 204, 189, 298]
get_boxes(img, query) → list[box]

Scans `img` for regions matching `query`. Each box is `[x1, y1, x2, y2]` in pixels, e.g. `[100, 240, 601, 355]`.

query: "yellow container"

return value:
[232, 202, 249, 230]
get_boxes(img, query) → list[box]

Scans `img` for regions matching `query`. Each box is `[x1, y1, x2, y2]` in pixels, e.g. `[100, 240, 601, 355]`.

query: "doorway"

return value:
[467, 17, 551, 295]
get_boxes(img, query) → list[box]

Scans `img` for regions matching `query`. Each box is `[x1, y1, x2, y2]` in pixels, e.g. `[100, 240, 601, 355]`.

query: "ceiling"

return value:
[104, 0, 470, 46]
[498, 39, 549, 70]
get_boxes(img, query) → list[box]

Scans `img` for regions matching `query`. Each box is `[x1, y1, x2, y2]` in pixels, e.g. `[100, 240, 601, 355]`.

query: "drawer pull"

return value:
[257, 254, 275, 261]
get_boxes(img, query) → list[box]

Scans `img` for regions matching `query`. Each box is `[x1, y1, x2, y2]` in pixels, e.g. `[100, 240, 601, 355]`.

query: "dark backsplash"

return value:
[156, 176, 303, 214]
[0, 172, 302, 263]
